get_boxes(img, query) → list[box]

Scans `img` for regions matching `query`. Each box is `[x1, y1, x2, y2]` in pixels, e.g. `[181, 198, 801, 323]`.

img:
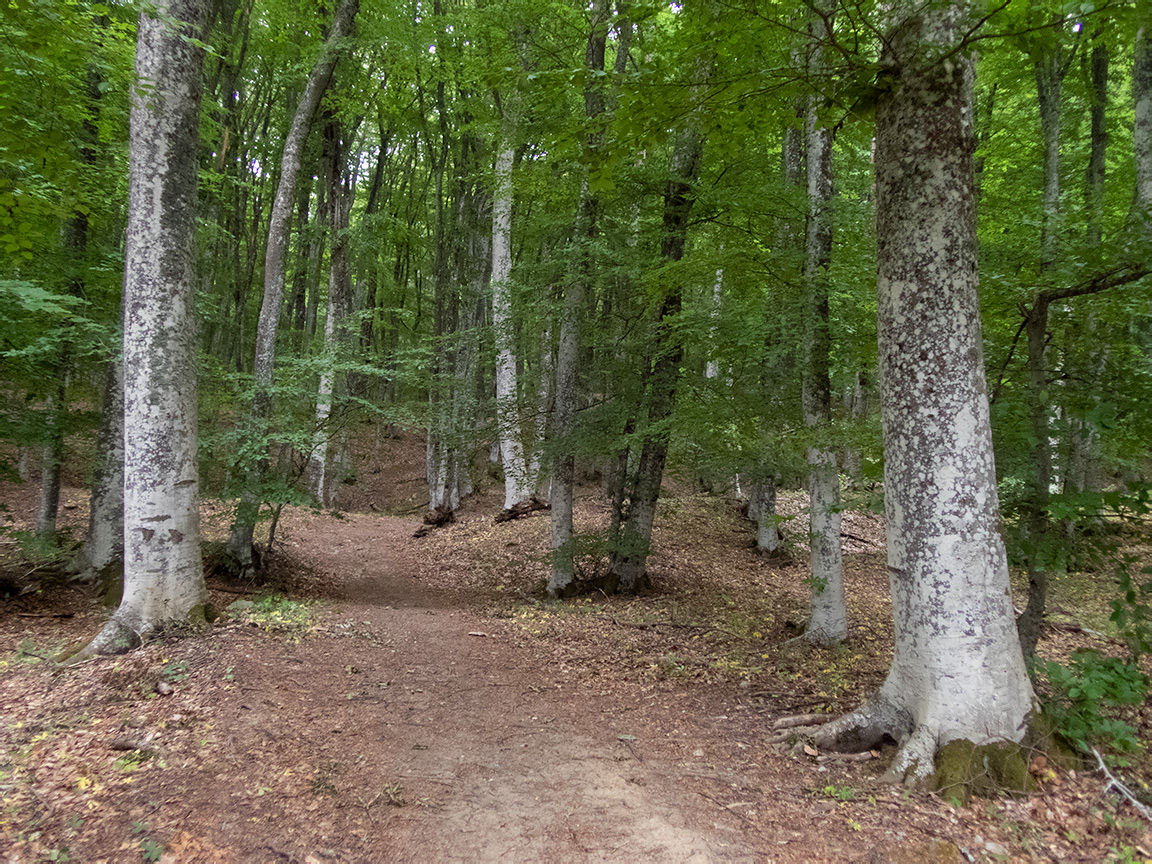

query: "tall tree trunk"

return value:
[309, 120, 354, 506]
[1065, 40, 1109, 499]
[1134, 1, 1152, 243]
[1017, 33, 1067, 660]
[76, 358, 124, 584]
[751, 109, 804, 555]
[1085, 42, 1108, 252]
[226, 0, 359, 572]
[427, 122, 490, 514]
[607, 116, 707, 593]
[492, 111, 533, 511]
[1017, 295, 1054, 660]
[35, 370, 66, 539]
[548, 0, 610, 596]
[78, 0, 211, 657]
[811, 1, 1032, 783]
[37, 59, 99, 541]
[1035, 37, 1062, 271]
[801, 5, 845, 644]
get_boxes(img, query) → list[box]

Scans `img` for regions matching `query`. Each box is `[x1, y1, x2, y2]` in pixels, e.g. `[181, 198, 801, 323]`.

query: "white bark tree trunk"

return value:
[308, 122, 353, 507]
[751, 477, 779, 554]
[705, 266, 723, 381]
[78, 0, 210, 656]
[491, 125, 533, 511]
[227, 0, 359, 568]
[801, 28, 845, 643]
[813, 1, 1032, 782]
[77, 358, 124, 581]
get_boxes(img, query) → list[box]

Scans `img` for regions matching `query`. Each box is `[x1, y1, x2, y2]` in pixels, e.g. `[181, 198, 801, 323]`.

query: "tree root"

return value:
[879, 724, 937, 784]
[772, 713, 831, 731]
[63, 617, 141, 664]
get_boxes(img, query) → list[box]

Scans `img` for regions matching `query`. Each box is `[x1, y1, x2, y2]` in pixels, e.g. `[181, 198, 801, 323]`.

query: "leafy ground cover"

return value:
[0, 435, 1150, 862]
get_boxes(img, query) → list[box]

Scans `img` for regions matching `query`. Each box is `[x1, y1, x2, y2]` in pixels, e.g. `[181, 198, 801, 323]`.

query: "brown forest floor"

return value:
[1, 432, 1151, 863]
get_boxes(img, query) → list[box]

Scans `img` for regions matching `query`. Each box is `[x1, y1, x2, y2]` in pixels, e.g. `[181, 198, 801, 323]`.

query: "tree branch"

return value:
[989, 317, 1027, 406]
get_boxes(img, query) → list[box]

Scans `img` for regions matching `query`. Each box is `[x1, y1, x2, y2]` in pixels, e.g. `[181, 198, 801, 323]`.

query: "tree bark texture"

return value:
[77, 358, 124, 581]
[492, 114, 533, 511]
[748, 104, 804, 556]
[1085, 41, 1108, 252]
[801, 8, 845, 644]
[427, 130, 490, 513]
[227, 0, 359, 568]
[35, 372, 65, 538]
[549, 0, 609, 596]
[1016, 31, 1068, 658]
[1134, 2, 1152, 243]
[81, 0, 211, 655]
[606, 123, 705, 592]
[606, 46, 711, 593]
[813, 2, 1032, 783]
[751, 476, 779, 554]
[309, 119, 354, 506]
[1035, 38, 1062, 270]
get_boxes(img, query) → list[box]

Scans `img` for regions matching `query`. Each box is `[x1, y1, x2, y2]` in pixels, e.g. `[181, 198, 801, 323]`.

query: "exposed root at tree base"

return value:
[775, 701, 1079, 802]
[64, 617, 141, 663]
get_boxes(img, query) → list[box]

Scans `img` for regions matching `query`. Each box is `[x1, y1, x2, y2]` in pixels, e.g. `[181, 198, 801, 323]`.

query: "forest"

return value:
[1, 0, 1152, 859]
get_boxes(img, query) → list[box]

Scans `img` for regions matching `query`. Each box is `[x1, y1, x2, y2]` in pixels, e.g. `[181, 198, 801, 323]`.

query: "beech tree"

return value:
[806, 0, 1033, 781]
[800, 3, 845, 645]
[226, 0, 360, 572]
[78, 0, 212, 656]
[549, 0, 611, 596]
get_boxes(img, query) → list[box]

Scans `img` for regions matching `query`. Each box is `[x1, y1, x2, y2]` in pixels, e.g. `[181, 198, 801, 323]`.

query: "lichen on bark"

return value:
[796, 0, 1034, 783]
[77, 0, 212, 659]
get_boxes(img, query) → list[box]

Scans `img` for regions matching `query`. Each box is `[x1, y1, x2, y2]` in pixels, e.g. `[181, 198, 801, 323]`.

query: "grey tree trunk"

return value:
[35, 373, 66, 539]
[704, 265, 723, 381]
[750, 476, 779, 555]
[1035, 38, 1063, 270]
[749, 108, 804, 556]
[812, 1, 1032, 783]
[309, 121, 354, 506]
[606, 44, 712, 593]
[549, 0, 610, 597]
[427, 130, 490, 514]
[607, 121, 706, 592]
[227, 0, 359, 571]
[1017, 33, 1068, 659]
[1065, 41, 1109, 501]
[76, 358, 124, 583]
[491, 114, 534, 511]
[78, 0, 211, 657]
[801, 13, 845, 643]
[1134, 3, 1152, 242]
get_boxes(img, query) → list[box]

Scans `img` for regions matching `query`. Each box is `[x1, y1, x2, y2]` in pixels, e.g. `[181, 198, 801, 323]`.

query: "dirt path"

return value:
[3, 501, 1136, 863]
[251, 513, 763, 861]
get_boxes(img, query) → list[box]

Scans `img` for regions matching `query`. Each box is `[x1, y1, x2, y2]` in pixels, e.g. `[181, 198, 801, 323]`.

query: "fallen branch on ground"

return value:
[1094, 748, 1152, 822]
[494, 498, 549, 523]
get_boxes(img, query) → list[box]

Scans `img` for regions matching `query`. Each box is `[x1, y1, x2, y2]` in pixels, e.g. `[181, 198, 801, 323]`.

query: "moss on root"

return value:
[932, 740, 1033, 806]
[930, 714, 1082, 806]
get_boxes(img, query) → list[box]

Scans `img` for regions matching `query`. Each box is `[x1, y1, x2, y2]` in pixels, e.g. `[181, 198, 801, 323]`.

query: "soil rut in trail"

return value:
[277, 513, 760, 861]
